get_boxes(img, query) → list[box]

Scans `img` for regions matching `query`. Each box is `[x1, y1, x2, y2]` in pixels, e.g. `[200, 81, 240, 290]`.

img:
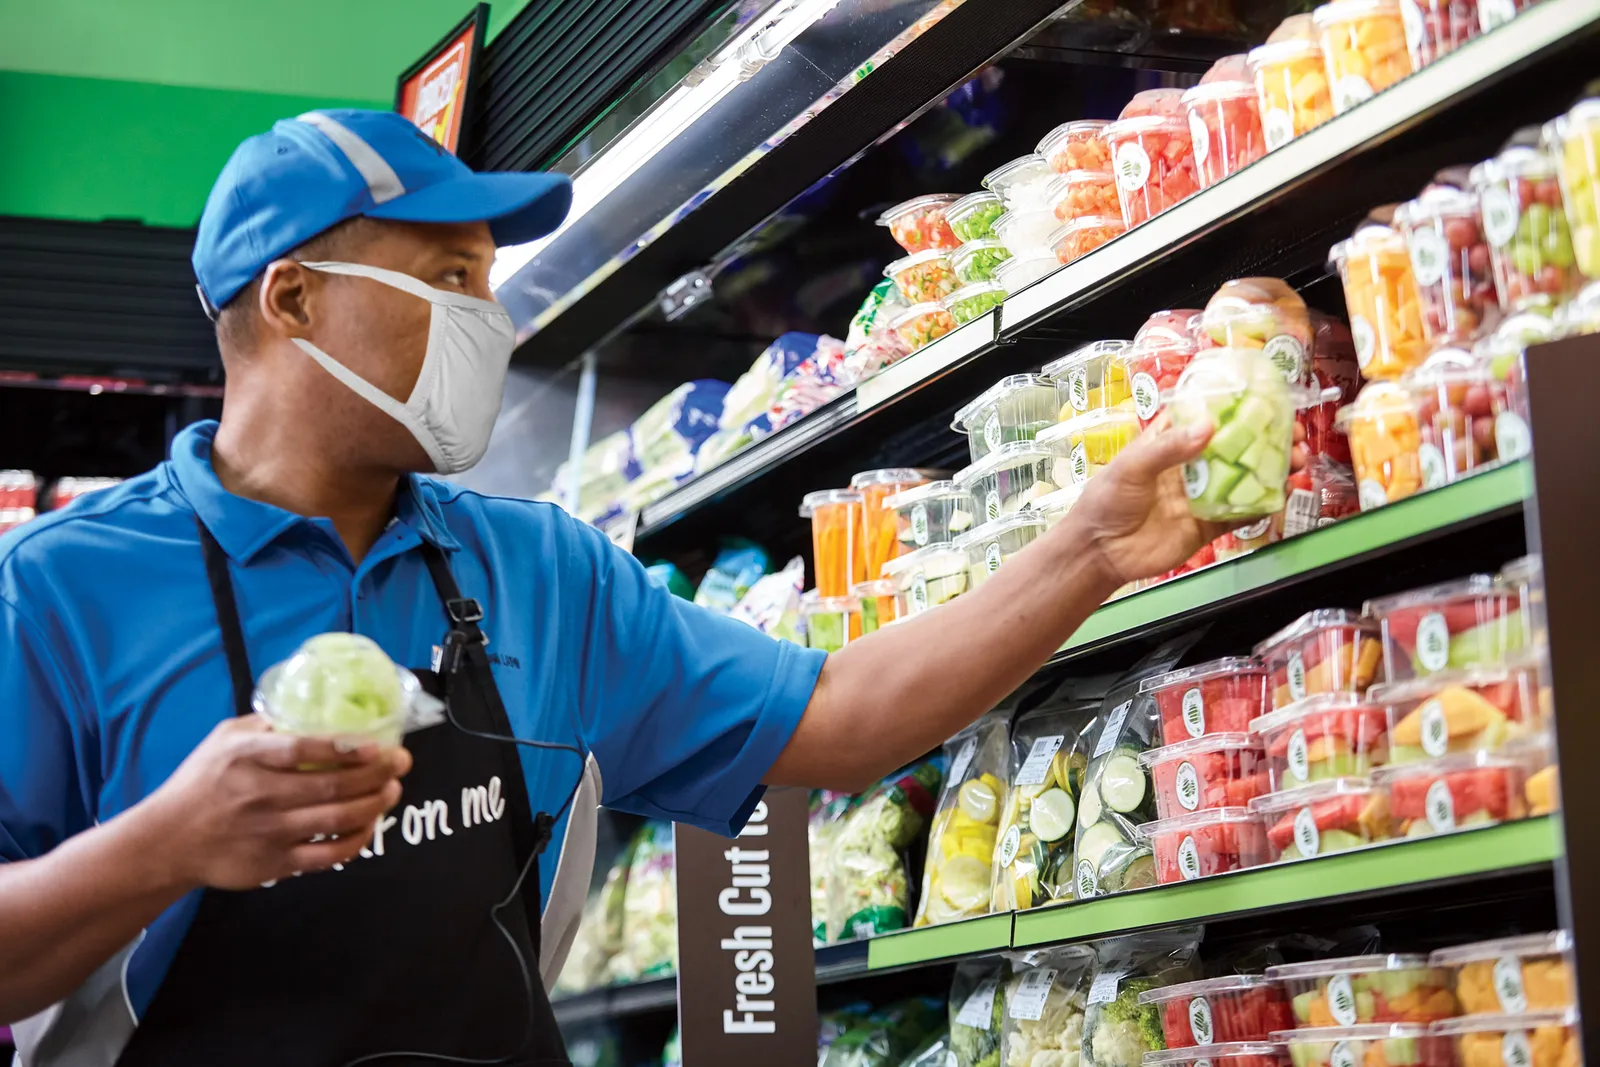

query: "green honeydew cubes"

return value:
[1166, 347, 1296, 522]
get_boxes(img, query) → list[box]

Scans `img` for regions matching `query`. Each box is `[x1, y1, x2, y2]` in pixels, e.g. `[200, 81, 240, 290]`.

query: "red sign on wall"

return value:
[396, 4, 488, 156]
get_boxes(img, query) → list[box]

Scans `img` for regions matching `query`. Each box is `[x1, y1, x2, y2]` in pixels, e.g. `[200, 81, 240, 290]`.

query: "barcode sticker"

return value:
[1283, 487, 1319, 537]
[948, 739, 977, 786]
[1093, 701, 1133, 758]
[956, 978, 1000, 1028]
[1088, 969, 1128, 1005]
[1017, 735, 1066, 786]
[1008, 968, 1058, 1021]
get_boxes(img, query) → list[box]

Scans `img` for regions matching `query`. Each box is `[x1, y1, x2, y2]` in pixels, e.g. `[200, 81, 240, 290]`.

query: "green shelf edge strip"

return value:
[867, 913, 1014, 970]
[1012, 817, 1561, 948]
[1062, 462, 1531, 653]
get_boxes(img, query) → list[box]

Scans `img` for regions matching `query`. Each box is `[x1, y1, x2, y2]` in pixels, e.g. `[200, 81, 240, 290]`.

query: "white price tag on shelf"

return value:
[1017, 735, 1065, 786]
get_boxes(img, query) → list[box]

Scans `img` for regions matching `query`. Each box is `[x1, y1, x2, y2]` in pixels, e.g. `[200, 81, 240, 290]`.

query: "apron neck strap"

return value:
[197, 517, 255, 718]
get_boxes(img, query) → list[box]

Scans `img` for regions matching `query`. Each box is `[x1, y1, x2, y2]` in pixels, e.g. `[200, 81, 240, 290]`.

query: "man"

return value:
[0, 109, 1223, 1065]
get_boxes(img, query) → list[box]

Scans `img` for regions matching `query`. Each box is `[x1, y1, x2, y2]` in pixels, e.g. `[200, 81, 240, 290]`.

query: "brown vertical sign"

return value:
[674, 787, 817, 1066]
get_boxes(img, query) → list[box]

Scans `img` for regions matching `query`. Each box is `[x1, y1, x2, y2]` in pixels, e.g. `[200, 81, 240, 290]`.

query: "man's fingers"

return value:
[278, 782, 401, 842]
[266, 755, 409, 809]
[1116, 418, 1213, 481]
[287, 833, 375, 874]
[244, 730, 385, 772]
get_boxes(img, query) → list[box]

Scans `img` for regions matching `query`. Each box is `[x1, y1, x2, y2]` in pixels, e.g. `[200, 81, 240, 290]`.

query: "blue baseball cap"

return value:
[193, 108, 572, 312]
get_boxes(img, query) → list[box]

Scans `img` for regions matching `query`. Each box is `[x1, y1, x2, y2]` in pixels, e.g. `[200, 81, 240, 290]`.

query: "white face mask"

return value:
[289, 260, 516, 474]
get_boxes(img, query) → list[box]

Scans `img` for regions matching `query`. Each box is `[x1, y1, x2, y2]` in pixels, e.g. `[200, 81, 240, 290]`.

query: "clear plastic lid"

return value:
[982, 154, 1055, 200]
[1246, 37, 1321, 67]
[798, 488, 862, 516]
[942, 280, 1009, 312]
[883, 248, 954, 279]
[1037, 119, 1112, 160]
[1363, 574, 1499, 618]
[1394, 185, 1479, 225]
[1408, 345, 1490, 385]
[1250, 692, 1385, 736]
[1120, 88, 1187, 119]
[1551, 98, 1600, 141]
[951, 239, 1011, 272]
[946, 190, 1004, 227]
[1042, 339, 1132, 380]
[951, 373, 1054, 431]
[1137, 805, 1262, 840]
[1266, 954, 1432, 981]
[1048, 215, 1127, 247]
[1333, 382, 1417, 430]
[880, 541, 966, 582]
[995, 253, 1061, 291]
[884, 478, 967, 510]
[1045, 168, 1116, 204]
[1104, 114, 1188, 138]
[953, 511, 1049, 549]
[888, 302, 950, 332]
[875, 193, 959, 227]
[1480, 145, 1561, 184]
[1370, 750, 1529, 784]
[1428, 931, 1571, 967]
[801, 590, 858, 615]
[1144, 1044, 1287, 1066]
[1428, 1009, 1576, 1037]
[1271, 1024, 1429, 1043]
[850, 467, 941, 488]
[1181, 80, 1257, 104]
[1254, 609, 1378, 660]
[1312, 0, 1402, 27]
[1497, 554, 1542, 586]
[1029, 482, 1086, 518]
[1140, 656, 1265, 693]
[994, 208, 1061, 249]
[1329, 223, 1407, 268]
[1247, 776, 1378, 815]
[952, 439, 1057, 484]
[1137, 973, 1279, 1004]
[1035, 406, 1141, 448]
[1269, 11, 1317, 40]
[1139, 732, 1263, 766]
[1367, 663, 1533, 706]
[852, 578, 898, 598]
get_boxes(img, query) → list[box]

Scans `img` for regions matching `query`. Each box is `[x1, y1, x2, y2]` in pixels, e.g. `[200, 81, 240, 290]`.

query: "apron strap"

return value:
[197, 517, 255, 718]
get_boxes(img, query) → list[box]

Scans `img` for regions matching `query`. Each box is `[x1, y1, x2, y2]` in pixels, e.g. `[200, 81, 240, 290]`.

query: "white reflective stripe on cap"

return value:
[296, 112, 406, 204]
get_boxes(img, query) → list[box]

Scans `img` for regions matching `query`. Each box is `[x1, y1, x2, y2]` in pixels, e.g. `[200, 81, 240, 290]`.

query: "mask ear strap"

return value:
[290, 338, 449, 471]
[297, 260, 442, 302]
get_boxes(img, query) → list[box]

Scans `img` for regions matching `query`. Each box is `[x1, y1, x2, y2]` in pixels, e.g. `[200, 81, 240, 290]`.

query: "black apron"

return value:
[116, 523, 571, 1067]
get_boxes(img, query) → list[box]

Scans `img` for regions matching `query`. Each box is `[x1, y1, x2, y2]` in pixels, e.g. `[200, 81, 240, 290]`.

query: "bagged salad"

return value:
[811, 790, 858, 944]
[897, 1030, 953, 1067]
[694, 539, 772, 614]
[1081, 930, 1202, 1067]
[951, 957, 1010, 1067]
[991, 696, 1100, 912]
[827, 759, 944, 941]
[823, 998, 946, 1067]
[608, 820, 677, 983]
[1001, 944, 1097, 1067]
[916, 712, 1011, 927]
[822, 1004, 877, 1066]
[730, 556, 807, 645]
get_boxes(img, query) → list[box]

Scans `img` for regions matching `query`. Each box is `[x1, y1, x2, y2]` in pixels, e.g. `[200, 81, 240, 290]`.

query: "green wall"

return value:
[0, 0, 534, 226]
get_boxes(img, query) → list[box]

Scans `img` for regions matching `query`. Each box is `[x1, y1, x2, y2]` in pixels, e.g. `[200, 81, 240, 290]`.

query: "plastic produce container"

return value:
[853, 577, 899, 635]
[943, 281, 1008, 325]
[1427, 1010, 1580, 1067]
[1140, 975, 1293, 1045]
[983, 154, 1057, 211]
[1043, 339, 1133, 422]
[1393, 187, 1494, 344]
[801, 591, 858, 652]
[1250, 693, 1390, 791]
[889, 301, 955, 351]
[947, 190, 1005, 243]
[995, 253, 1060, 293]
[1105, 115, 1199, 227]
[1496, 553, 1545, 652]
[1515, 730, 1559, 816]
[1314, 0, 1413, 114]
[1143, 1043, 1290, 1067]
[1166, 347, 1298, 522]
[1337, 382, 1427, 509]
[1275, 1024, 1442, 1067]
[1199, 278, 1315, 382]
[1369, 664, 1537, 763]
[1248, 39, 1334, 151]
[799, 489, 864, 597]
[885, 248, 959, 304]
[851, 467, 937, 581]
[1548, 100, 1600, 280]
[884, 479, 975, 551]
[1039, 119, 1112, 174]
[877, 193, 961, 253]
[1140, 806, 1271, 883]
[1037, 408, 1141, 485]
[1183, 80, 1267, 189]
[1428, 931, 1574, 1014]
[956, 511, 1048, 590]
[1558, 277, 1600, 334]
[1249, 777, 1391, 861]
[1408, 346, 1529, 481]
[1032, 482, 1086, 529]
[1048, 169, 1121, 224]
[1143, 657, 1270, 744]
[1142, 733, 1270, 817]
[1268, 956, 1456, 1026]
[995, 208, 1062, 256]
[1138, 307, 1205, 346]
[950, 239, 1013, 285]
[1051, 215, 1128, 264]
[1120, 332, 1202, 427]
[1400, 0, 1477, 68]
[1329, 225, 1429, 380]
[1373, 750, 1529, 837]
[1470, 147, 1580, 312]
[954, 440, 1062, 523]
[1476, 0, 1536, 31]
[1364, 574, 1522, 680]
[881, 541, 969, 616]
[952, 374, 1060, 463]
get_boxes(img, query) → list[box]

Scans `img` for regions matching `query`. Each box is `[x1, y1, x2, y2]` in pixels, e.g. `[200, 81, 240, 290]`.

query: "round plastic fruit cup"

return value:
[1105, 116, 1200, 227]
[951, 373, 1060, 463]
[1336, 382, 1425, 509]
[1036, 408, 1140, 485]
[1141, 656, 1269, 744]
[1393, 187, 1494, 344]
[1183, 81, 1267, 189]
[1136, 307, 1205, 346]
[852, 577, 900, 635]
[950, 239, 1013, 285]
[1248, 39, 1334, 151]
[1047, 169, 1121, 224]
[252, 638, 417, 751]
[889, 301, 955, 351]
[1362, 573, 1524, 681]
[850, 467, 937, 581]
[1199, 278, 1315, 383]
[942, 280, 1008, 325]
[1166, 348, 1297, 522]
[1372, 750, 1530, 836]
[876, 193, 961, 253]
[1469, 147, 1581, 312]
[1429, 1010, 1580, 1067]
[1042, 338, 1133, 419]
[1314, 0, 1413, 114]
[1144, 1043, 1291, 1067]
[1407, 345, 1527, 481]
[884, 248, 959, 304]
[1118, 333, 1201, 428]
[1141, 733, 1270, 818]
[953, 439, 1061, 523]
[1368, 664, 1537, 764]
[1050, 214, 1128, 264]
[1139, 975, 1293, 1045]
[1329, 225, 1429, 380]
[946, 190, 1005, 243]
[884, 479, 975, 552]
[800, 591, 859, 652]
[982, 153, 1056, 212]
[1428, 931, 1575, 1014]
[955, 511, 1047, 590]
[1249, 693, 1391, 792]
[1038, 119, 1112, 174]
[1201, 52, 1252, 83]
[1547, 100, 1600, 281]
[1272, 1025, 1444, 1067]
[881, 541, 969, 616]
[1247, 777, 1391, 861]
[1138, 807, 1270, 884]
[798, 489, 865, 597]
[1267, 955, 1458, 1025]
[1253, 608, 1383, 709]
[1400, 0, 1477, 68]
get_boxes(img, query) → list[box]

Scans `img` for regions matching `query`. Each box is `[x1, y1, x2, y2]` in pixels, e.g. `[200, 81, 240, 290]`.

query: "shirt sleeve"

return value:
[0, 596, 96, 862]
[572, 526, 826, 836]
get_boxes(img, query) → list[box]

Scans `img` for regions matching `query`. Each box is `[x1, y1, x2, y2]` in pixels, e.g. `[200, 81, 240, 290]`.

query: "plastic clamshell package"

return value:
[1141, 733, 1270, 819]
[1549, 99, 1600, 280]
[1143, 1042, 1291, 1067]
[1399, 0, 1478, 69]
[950, 238, 1014, 285]
[1248, 38, 1333, 150]
[1139, 975, 1293, 1046]
[884, 479, 976, 551]
[1166, 348, 1298, 522]
[1337, 382, 1426, 509]
[952, 374, 1061, 463]
[982, 153, 1057, 211]
[943, 280, 1008, 325]
[1253, 609, 1383, 709]
[1139, 806, 1271, 885]
[1330, 225, 1429, 380]
[1363, 574, 1523, 681]
[1039, 119, 1113, 173]
[953, 440, 1062, 524]
[1120, 332, 1202, 427]
[995, 252, 1062, 293]
[1428, 932, 1574, 1014]
[1496, 553, 1545, 652]
[1036, 408, 1141, 485]
[876, 193, 961, 253]
[1199, 278, 1314, 381]
[1469, 147, 1581, 313]
[1393, 184, 1493, 345]
[881, 541, 969, 616]
[995, 207, 1063, 256]
[800, 591, 858, 652]
[1048, 169, 1122, 224]
[1426, 1009, 1580, 1067]
[1104, 115, 1200, 228]
[947, 190, 1006, 243]
[1313, 0, 1413, 114]
[1273, 1023, 1442, 1067]
[799, 488, 864, 598]
[955, 511, 1048, 590]
[1370, 749, 1530, 837]
[1031, 482, 1087, 529]
[1182, 80, 1267, 189]
[1247, 777, 1392, 862]
[885, 248, 959, 304]
[1249, 693, 1391, 792]
[889, 301, 956, 351]
[1042, 339, 1133, 419]
[853, 578, 899, 635]
[1051, 214, 1129, 264]
[1407, 346, 1530, 482]
[851, 468, 938, 582]
[1142, 657, 1270, 744]
[1267, 954, 1457, 1026]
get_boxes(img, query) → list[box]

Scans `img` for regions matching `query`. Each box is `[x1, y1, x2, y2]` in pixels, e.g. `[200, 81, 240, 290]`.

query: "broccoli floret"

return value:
[1085, 978, 1166, 1067]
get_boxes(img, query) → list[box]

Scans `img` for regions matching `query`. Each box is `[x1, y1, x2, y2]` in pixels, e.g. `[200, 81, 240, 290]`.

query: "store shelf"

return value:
[551, 975, 677, 1027]
[855, 313, 1000, 412]
[1012, 817, 1562, 948]
[864, 912, 1014, 971]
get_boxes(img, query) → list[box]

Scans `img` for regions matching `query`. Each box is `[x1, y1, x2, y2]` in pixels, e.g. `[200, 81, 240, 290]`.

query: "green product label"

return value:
[844, 905, 907, 940]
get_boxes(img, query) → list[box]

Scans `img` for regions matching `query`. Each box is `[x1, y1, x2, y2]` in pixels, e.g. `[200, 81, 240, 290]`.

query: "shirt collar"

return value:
[169, 420, 461, 563]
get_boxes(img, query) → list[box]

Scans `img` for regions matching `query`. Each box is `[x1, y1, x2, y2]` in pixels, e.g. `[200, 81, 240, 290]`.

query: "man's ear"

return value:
[257, 260, 316, 338]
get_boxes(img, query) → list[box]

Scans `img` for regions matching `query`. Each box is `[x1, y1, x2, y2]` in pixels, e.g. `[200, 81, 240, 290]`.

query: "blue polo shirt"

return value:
[0, 420, 825, 1017]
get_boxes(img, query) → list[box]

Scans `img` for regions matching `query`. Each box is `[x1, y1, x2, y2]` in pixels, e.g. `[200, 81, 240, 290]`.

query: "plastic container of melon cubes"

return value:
[1253, 609, 1383, 709]
[1142, 657, 1269, 744]
[1248, 777, 1392, 862]
[1140, 974, 1292, 1045]
[1427, 1010, 1581, 1067]
[1249, 693, 1391, 792]
[1165, 347, 1298, 521]
[1366, 664, 1538, 764]
[1042, 339, 1133, 418]
[1273, 1024, 1442, 1067]
[1428, 931, 1575, 1014]
[1265, 954, 1457, 1025]
[1363, 574, 1524, 681]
